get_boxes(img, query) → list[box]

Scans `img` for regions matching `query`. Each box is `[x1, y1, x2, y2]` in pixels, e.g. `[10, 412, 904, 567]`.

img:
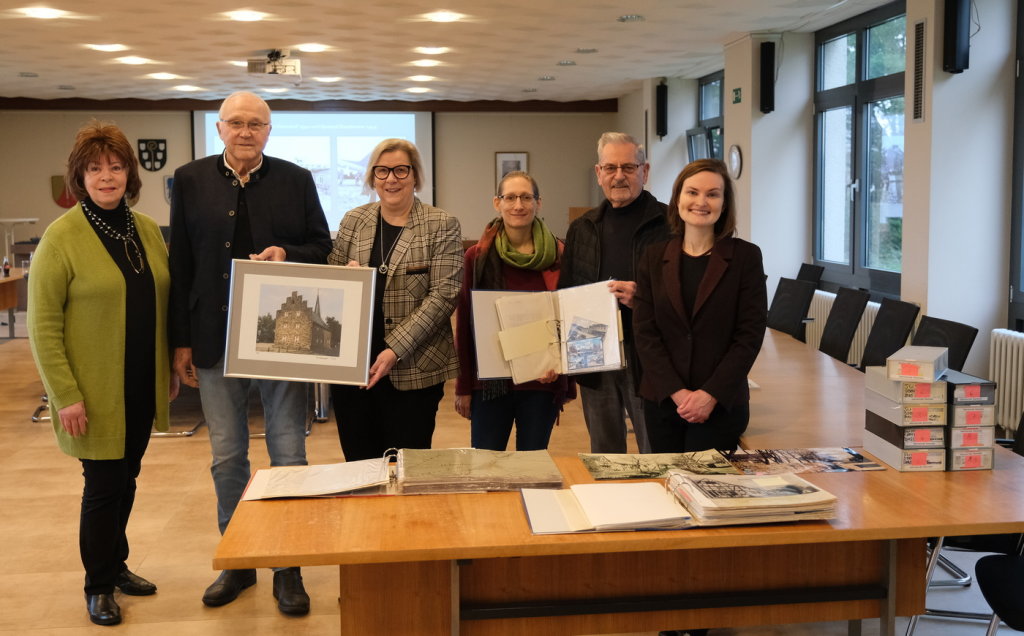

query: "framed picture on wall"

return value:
[495, 152, 529, 188]
[224, 260, 375, 385]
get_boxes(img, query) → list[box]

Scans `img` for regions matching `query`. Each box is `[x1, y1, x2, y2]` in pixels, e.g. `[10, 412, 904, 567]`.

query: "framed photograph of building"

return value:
[224, 260, 375, 385]
[495, 152, 528, 188]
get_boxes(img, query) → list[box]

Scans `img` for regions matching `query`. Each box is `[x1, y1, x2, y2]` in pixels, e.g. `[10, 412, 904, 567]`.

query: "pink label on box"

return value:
[914, 429, 932, 443]
[966, 410, 982, 425]
[964, 385, 981, 398]
[911, 406, 928, 422]
[913, 384, 931, 398]
[900, 363, 920, 377]
[963, 432, 979, 446]
[964, 453, 982, 468]
[910, 452, 927, 466]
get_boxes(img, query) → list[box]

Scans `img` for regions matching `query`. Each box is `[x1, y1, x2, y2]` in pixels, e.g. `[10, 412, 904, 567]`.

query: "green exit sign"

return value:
[732, 88, 742, 104]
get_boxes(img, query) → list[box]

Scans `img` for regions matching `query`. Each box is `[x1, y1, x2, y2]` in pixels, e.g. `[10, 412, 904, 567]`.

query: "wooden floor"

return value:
[0, 326, 998, 634]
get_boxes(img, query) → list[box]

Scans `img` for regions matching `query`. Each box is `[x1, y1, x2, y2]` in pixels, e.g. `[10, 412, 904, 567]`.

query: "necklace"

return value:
[81, 199, 145, 274]
[377, 215, 403, 275]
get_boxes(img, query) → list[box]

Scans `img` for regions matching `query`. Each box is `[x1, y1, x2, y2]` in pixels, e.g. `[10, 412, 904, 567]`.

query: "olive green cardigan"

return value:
[28, 203, 171, 459]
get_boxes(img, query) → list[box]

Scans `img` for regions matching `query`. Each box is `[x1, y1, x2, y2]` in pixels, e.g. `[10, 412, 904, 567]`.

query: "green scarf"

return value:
[494, 217, 557, 271]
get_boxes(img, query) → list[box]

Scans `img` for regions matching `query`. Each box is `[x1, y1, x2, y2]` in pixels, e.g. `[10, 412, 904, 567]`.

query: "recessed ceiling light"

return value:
[86, 44, 128, 52]
[405, 87, 432, 93]
[538, 75, 555, 81]
[17, 7, 68, 19]
[296, 43, 328, 53]
[18, 71, 38, 78]
[616, 14, 645, 23]
[58, 85, 75, 90]
[414, 46, 450, 55]
[146, 72, 182, 80]
[407, 75, 436, 82]
[228, 60, 248, 67]
[116, 56, 154, 65]
[173, 85, 202, 92]
[313, 76, 342, 83]
[224, 10, 268, 22]
[556, 60, 576, 66]
[263, 87, 288, 93]
[422, 10, 464, 22]
[522, 88, 538, 93]
[575, 48, 598, 54]
[410, 59, 441, 67]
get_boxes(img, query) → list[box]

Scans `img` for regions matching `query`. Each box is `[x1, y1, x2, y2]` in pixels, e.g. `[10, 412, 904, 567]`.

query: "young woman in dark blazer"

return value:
[633, 159, 767, 454]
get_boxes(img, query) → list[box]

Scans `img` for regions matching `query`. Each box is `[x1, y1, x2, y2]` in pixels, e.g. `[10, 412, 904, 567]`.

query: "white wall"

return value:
[647, 77, 700, 202]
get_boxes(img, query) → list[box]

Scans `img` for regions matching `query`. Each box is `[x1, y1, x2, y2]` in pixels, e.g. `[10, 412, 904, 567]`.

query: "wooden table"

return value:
[213, 329, 1024, 635]
[0, 268, 25, 338]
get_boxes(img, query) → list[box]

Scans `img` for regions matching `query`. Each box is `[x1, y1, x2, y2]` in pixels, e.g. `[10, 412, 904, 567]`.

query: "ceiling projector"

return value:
[247, 49, 301, 76]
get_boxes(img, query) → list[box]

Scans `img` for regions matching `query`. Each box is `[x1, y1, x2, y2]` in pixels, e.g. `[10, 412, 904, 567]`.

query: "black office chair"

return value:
[857, 297, 919, 371]
[818, 287, 870, 363]
[796, 263, 824, 285]
[910, 315, 979, 372]
[766, 277, 817, 342]
[977, 552, 1024, 633]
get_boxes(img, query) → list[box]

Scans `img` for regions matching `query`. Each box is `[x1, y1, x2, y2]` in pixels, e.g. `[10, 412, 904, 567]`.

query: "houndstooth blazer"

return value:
[329, 198, 462, 390]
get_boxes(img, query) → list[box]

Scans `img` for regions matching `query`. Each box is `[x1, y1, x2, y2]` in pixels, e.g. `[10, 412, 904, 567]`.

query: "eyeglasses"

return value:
[598, 163, 641, 175]
[372, 165, 412, 180]
[220, 120, 270, 132]
[497, 194, 537, 204]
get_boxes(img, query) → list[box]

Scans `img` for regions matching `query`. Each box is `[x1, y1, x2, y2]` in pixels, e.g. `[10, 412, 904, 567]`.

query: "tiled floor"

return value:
[0, 328, 1010, 634]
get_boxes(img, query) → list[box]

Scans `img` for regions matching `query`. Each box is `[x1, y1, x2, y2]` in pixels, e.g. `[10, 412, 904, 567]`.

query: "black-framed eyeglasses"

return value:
[372, 165, 412, 180]
[598, 163, 641, 175]
[220, 120, 270, 132]
[497, 194, 538, 204]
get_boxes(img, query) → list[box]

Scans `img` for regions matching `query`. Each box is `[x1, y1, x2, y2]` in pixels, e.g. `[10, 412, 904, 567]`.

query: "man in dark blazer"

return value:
[559, 132, 670, 454]
[168, 91, 331, 616]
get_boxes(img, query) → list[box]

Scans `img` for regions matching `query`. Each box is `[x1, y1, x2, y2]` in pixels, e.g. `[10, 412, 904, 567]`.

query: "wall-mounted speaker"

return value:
[760, 41, 775, 114]
[655, 82, 668, 138]
[943, 0, 970, 73]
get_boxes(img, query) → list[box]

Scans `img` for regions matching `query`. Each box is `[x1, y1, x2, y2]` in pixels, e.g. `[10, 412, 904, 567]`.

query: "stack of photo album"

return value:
[664, 471, 837, 526]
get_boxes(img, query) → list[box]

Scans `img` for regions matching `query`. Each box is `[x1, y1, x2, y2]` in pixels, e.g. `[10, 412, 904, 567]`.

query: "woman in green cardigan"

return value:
[28, 121, 175, 626]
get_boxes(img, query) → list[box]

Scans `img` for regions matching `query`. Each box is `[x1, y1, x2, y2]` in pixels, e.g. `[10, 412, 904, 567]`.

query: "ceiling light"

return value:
[575, 48, 598, 54]
[407, 75, 435, 82]
[86, 44, 128, 52]
[556, 60, 576, 66]
[58, 85, 75, 90]
[146, 72, 181, 80]
[173, 85, 202, 92]
[263, 87, 288, 93]
[18, 71, 38, 78]
[616, 14, 645, 23]
[522, 88, 538, 93]
[405, 87, 432, 93]
[296, 43, 328, 53]
[313, 76, 341, 83]
[538, 75, 555, 81]
[224, 10, 268, 22]
[228, 60, 248, 67]
[422, 10, 464, 22]
[116, 56, 153, 65]
[17, 7, 68, 19]
[410, 59, 441, 67]
[414, 46, 450, 55]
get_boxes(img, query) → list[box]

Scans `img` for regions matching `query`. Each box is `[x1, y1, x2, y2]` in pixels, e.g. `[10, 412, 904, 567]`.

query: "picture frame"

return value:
[224, 260, 376, 385]
[495, 152, 529, 188]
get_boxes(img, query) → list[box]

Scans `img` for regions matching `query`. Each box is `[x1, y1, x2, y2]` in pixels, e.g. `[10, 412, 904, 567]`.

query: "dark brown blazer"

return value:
[633, 236, 767, 410]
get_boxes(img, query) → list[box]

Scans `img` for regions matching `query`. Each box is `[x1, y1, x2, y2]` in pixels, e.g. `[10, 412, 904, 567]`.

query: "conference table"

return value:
[213, 329, 1024, 635]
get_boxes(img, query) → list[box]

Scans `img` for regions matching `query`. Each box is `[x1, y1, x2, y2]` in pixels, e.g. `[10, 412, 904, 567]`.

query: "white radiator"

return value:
[989, 329, 1024, 434]
[804, 290, 880, 366]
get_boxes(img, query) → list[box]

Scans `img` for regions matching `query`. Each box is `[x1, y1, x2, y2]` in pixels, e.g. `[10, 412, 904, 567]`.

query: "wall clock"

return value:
[727, 144, 743, 179]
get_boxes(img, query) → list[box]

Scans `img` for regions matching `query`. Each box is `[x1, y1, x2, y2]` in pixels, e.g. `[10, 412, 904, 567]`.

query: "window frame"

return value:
[813, 1, 906, 298]
[697, 70, 724, 159]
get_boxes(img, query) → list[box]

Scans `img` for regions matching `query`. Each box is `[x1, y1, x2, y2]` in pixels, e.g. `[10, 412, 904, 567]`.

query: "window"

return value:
[1012, 10, 1024, 330]
[687, 71, 724, 161]
[814, 2, 905, 296]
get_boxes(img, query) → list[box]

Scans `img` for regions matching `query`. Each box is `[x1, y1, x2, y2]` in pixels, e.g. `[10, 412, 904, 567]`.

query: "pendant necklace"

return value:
[82, 199, 146, 274]
[377, 214, 402, 275]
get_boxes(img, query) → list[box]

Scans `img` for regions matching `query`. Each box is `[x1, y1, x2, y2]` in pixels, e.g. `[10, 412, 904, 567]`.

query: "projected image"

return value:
[195, 111, 430, 231]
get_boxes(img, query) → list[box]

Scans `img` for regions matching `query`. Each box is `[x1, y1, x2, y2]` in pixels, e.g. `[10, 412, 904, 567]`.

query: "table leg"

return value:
[339, 560, 457, 635]
[880, 539, 898, 636]
[6, 307, 13, 338]
[847, 618, 862, 636]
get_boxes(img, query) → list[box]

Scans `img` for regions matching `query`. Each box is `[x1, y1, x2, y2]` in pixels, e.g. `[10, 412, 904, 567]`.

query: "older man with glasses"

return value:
[558, 132, 670, 454]
[168, 91, 331, 615]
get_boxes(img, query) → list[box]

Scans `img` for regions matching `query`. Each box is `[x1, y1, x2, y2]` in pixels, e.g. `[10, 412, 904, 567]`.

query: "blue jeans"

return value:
[470, 390, 559, 451]
[198, 359, 308, 534]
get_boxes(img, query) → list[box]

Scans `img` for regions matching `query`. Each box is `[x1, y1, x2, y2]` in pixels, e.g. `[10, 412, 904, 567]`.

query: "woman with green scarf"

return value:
[454, 171, 574, 450]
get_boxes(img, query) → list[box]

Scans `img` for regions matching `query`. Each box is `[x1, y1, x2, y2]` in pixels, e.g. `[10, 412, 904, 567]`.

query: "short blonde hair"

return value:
[364, 138, 423, 191]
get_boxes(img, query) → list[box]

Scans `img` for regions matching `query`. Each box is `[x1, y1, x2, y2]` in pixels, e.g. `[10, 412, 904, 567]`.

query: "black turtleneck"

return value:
[81, 197, 156, 430]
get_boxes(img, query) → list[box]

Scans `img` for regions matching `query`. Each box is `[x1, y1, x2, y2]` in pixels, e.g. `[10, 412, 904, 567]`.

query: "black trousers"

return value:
[79, 417, 152, 595]
[331, 378, 444, 461]
[645, 398, 749, 454]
